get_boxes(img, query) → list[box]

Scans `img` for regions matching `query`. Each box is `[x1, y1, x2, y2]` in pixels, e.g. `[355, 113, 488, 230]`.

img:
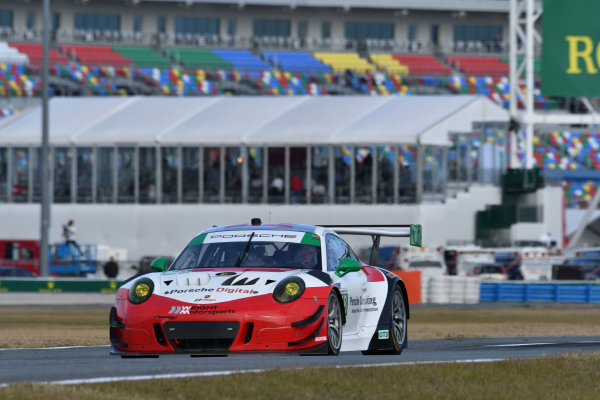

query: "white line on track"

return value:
[0, 345, 109, 351]
[486, 343, 555, 347]
[0, 358, 506, 387]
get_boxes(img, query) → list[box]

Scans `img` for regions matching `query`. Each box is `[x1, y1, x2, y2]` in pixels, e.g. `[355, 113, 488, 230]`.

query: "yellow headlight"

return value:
[135, 283, 151, 298]
[273, 277, 305, 303]
[128, 277, 154, 304]
[285, 282, 300, 296]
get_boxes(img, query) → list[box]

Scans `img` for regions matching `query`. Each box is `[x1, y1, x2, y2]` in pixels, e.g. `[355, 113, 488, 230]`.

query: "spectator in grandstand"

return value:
[379, 157, 394, 202]
[290, 174, 303, 203]
[312, 178, 327, 203]
[494, 33, 503, 52]
[374, 69, 385, 87]
[269, 176, 284, 202]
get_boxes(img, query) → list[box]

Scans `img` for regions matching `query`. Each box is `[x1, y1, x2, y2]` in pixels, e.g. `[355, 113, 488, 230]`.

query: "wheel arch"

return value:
[396, 279, 410, 320]
[363, 269, 409, 353]
[330, 286, 346, 326]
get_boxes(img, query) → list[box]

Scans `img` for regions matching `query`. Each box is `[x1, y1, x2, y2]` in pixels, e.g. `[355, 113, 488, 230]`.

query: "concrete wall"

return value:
[0, 184, 501, 260]
[510, 186, 564, 247]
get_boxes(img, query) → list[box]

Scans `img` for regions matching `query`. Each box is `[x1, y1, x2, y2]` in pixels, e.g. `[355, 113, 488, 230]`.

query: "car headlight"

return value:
[128, 277, 154, 305]
[273, 277, 305, 303]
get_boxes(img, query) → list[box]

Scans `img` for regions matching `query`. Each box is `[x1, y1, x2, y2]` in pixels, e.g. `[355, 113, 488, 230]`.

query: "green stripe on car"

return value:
[188, 233, 207, 246]
[301, 233, 321, 246]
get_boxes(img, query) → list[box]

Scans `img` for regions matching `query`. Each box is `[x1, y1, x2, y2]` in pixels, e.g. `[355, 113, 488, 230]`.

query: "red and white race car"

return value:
[110, 220, 422, 357]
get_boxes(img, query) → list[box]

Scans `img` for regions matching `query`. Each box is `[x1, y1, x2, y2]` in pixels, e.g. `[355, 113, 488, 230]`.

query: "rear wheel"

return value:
[326, 291, 342, 355]
[362, 285, 407, 355]
[389, 285, 407, 354]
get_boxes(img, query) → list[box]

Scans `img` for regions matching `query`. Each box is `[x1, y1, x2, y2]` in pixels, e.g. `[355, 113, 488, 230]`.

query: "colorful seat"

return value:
[313, 52, 375, 73]
[262, 51, 331, 73]
[392, 54, 451, 76]
[113, 46, 172, 69]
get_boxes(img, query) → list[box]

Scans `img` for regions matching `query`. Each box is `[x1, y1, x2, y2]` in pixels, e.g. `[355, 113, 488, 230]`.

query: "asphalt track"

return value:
[1, 336, 600, 386]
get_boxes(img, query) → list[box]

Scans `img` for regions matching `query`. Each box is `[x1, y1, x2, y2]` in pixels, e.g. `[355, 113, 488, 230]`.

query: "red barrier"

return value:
[389, 269, 421, 305]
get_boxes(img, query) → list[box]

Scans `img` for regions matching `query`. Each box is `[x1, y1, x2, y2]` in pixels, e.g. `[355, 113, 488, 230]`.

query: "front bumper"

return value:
[110, 288, 330, 355]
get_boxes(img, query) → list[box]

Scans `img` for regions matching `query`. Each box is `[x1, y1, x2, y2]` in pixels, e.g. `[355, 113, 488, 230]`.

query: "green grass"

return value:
[2, 305, 600, 348]
[1, 306, 600, 398]
[1, 353, 599, 399]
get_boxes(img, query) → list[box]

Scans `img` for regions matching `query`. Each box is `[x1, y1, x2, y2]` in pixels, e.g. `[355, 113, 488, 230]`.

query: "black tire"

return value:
[362, 284, 407, 355]
[326, 291, 343, 355]
[389, 285, 408, 355]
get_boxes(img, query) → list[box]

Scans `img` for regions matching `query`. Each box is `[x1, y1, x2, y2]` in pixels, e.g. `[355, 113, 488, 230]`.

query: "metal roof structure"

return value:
[140, 0, 510, 12]
[0, 95, 509, 147]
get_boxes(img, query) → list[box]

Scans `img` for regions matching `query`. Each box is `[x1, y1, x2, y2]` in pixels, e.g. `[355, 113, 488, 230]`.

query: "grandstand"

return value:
[0, 0, 596, 254]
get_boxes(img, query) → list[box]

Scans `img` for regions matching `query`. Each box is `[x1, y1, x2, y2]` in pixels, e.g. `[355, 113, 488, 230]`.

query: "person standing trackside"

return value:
[63, 220, 82, 256]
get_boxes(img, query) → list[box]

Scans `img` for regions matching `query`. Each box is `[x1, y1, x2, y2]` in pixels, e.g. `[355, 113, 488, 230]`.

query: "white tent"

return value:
[0, 95, 509, 146]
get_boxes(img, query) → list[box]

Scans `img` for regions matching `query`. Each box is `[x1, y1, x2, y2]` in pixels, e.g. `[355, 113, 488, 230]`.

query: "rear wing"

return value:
[321, 224, 422, 267]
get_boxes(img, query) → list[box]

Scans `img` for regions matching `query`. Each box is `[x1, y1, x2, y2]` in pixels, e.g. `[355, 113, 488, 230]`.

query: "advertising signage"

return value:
[541, 0, 600, 96]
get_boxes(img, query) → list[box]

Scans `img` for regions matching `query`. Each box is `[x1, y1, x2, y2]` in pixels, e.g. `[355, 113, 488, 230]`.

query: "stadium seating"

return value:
[399, 145, 417, 166]
[51, 64, 127, 96]
[446, 56, 508, 77]
[445, 76, 557, 110]
[60, 45, 131, 68]
[313, 52, 375, 73]
[392, 54, 452, 76]
[254, 70, 324, 95]
[212, 49, 271, 72]
[370, 54, 409, 75]
[0, 42, 28, 65]
[533, 132, 600, 170]
[135, 67, 222, 96]
[112, 46, 172, 69]
[163, 48, 232, 70]
[262, 51, 331, 73]
[0, 63, 40, 96]
[529, 131, 600, 207]
[9, 42, 69, 69]
[0, 107, 16, 118]
[563, 179, 597, 208]
[500, 56, 541, 76]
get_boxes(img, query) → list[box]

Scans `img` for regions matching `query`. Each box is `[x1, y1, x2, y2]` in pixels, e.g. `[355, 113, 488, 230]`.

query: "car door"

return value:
[325, 234, 366, 336]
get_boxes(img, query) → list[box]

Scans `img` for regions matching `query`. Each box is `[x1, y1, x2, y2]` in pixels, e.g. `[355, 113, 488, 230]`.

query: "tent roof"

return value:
[0, 95, 509, 147]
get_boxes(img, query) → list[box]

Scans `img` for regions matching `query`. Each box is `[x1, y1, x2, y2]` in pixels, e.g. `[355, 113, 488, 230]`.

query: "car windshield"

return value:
[170, 240, 322, 271]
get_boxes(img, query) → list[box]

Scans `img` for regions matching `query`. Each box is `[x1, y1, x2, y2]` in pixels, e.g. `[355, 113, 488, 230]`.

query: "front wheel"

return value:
[326, 291, 343, 355]
[389, 285, 407, 354]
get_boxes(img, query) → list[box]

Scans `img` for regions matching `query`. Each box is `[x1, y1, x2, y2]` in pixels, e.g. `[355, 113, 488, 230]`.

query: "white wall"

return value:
[510, 186, 564, 247]
[0, 185, 501, 261]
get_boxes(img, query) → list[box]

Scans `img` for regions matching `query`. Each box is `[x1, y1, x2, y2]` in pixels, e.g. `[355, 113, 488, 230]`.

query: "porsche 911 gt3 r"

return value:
[110, 220, 422, 357]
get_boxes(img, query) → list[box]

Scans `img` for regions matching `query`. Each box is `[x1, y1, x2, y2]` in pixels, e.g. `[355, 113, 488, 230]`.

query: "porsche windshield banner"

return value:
[542, 0, 600, 96]
[205, 230, 304, 243]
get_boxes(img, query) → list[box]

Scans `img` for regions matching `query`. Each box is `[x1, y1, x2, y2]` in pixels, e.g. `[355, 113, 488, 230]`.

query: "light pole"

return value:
[40, 0, 51, 277]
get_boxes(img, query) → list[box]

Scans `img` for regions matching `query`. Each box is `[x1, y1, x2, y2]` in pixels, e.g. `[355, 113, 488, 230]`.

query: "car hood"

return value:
[123, 268, 326, 304]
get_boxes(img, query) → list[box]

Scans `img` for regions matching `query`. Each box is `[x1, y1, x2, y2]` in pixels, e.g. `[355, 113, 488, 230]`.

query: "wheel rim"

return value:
[327, 294, 342, 350]
[391, 289, 406, 346]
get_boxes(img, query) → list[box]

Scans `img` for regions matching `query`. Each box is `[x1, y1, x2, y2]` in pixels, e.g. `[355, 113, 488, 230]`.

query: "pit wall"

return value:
[2, 277, 599, 305]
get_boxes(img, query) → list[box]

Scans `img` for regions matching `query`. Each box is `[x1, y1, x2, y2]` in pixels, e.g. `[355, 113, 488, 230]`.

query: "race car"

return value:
[110, 219, 422, 357]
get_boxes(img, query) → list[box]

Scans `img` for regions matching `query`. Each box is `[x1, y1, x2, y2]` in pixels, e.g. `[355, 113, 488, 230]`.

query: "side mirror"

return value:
[150, 257, 169, 273]
[335, 258, 362, 278]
